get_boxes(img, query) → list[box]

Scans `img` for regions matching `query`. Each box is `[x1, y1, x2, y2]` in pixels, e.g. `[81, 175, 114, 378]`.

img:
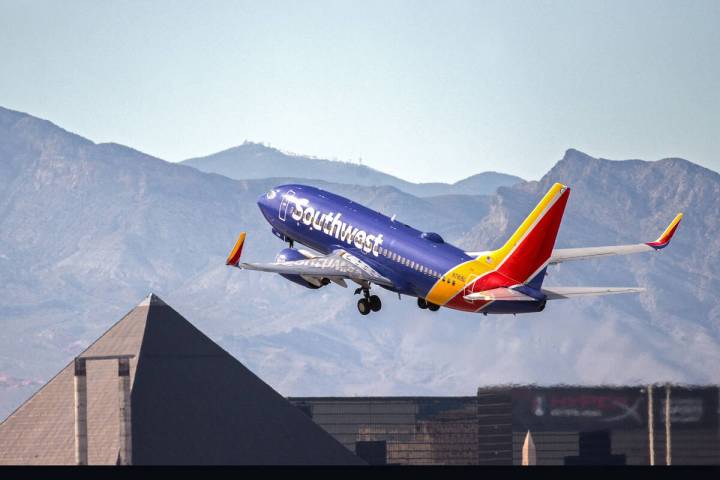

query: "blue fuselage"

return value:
[257, 184, 473, 298]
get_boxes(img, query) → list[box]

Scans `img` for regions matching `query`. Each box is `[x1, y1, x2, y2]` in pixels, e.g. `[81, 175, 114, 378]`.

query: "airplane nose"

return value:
[257, 189, 277, 220]
[257, 193, 270, 217]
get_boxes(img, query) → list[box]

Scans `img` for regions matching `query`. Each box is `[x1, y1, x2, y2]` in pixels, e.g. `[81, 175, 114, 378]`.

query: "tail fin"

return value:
[492, 183, 570, 287]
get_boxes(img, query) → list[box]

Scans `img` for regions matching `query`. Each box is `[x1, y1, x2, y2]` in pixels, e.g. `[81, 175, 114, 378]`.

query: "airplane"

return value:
[226, 182, 682, 316]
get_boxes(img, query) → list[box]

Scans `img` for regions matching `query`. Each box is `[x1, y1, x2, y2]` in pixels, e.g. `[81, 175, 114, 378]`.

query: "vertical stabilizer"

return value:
[493, 183, 570, 287]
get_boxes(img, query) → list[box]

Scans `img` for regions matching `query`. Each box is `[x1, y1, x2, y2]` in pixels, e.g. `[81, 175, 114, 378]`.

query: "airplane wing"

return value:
[464, 214, 683, 263]
[548, 213, 682, 264]
[541, 286, 645, 299]
[225, 232, 394, 287]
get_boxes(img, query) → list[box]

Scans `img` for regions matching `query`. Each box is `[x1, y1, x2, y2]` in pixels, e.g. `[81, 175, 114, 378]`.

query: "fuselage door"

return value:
[279, 189, 295, 221]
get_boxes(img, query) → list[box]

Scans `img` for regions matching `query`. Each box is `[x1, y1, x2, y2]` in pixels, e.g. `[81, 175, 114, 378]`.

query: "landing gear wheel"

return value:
[369, 295, 382, 312]
[417, 298, 428, 309]
[357, 298, 371, 315]
[427, 302, 440, 312]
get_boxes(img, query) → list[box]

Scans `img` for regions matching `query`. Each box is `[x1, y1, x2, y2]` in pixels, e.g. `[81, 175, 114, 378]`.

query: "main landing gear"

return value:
[355, 287, 381, 315]
[417, 297, 440, 312]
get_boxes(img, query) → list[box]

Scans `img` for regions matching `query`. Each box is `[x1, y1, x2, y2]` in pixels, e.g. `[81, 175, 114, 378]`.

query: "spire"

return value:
[137, 293, 167, 307]
[522, 430, 536, 466]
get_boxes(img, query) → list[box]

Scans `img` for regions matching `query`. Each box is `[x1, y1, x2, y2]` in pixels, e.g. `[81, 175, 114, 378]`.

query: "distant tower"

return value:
[522, 430, 537, 466]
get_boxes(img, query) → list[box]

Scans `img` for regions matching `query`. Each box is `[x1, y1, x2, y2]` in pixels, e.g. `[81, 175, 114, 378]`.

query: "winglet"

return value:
[226, 232, 247, 266]
[646, 213, 683, 250]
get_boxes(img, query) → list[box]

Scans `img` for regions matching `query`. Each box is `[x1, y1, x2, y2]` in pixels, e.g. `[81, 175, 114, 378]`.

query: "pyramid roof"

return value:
[0, 294, 363, 465]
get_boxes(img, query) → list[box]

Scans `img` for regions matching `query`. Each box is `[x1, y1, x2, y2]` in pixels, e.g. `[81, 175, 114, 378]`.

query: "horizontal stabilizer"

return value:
[542, 286, 645, 300]
[463, 288, 539, 302]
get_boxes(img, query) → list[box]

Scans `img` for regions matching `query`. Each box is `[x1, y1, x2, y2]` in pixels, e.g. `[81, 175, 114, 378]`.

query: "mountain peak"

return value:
[561, 148, 596, 163]
[182, 143, 522, 197]
[0, 106, 93, 149]
[554, 149, 717, 179]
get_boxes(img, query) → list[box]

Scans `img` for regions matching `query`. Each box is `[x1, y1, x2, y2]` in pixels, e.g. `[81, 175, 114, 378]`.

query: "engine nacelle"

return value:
[275, 248, 329, 289]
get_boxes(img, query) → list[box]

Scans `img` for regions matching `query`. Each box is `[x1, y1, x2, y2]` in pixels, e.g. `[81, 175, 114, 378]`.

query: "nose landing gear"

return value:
[355, 287, 382, 315]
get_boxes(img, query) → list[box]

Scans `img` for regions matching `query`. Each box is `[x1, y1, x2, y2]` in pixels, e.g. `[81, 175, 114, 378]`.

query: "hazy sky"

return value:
[1, 0, 718, 183]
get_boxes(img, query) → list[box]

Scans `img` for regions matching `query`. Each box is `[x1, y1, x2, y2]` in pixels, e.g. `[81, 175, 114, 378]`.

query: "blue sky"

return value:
[1, 0, 718, 182]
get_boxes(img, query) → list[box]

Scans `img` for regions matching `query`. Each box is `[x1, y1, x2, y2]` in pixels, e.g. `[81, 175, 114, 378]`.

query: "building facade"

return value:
[290, 385, 720, 465]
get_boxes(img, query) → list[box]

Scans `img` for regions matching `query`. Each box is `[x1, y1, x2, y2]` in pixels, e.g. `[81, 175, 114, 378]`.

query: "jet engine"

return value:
[275, 248, 330, 289]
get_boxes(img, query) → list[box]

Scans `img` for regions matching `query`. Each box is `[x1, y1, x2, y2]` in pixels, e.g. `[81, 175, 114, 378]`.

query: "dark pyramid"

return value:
[0, 294, 364, 465]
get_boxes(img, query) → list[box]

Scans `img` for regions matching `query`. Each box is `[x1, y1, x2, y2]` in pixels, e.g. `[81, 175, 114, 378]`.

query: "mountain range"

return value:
[1, 105, 719, 419]
[182, 142, 523, 197]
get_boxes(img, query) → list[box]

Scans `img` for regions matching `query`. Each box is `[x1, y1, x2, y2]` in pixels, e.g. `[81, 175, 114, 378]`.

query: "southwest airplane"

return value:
[226, 183, 682, 315]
